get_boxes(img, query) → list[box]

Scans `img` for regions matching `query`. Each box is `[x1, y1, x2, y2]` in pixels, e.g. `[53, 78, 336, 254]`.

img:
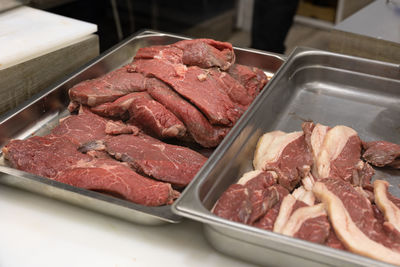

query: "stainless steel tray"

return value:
[0, 30, 285, 225]
[173, 47, 400, 265]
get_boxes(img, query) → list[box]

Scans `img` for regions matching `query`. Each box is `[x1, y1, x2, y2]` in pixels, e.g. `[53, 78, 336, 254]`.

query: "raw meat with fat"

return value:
[374, 180, 400, 234]
[363, 141, 400, 169]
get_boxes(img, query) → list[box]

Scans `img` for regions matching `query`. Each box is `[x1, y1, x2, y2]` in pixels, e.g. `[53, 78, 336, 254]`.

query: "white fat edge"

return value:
[236, 170, 264, 185]
[374, 180, 400, 234]
[273, 194, 296, 233]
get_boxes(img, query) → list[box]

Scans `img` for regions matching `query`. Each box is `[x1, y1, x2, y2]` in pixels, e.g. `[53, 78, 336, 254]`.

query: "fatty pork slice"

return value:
[130, 59, 243, 126]
[51, 109, 138, 146]
[145, 78, 229, 148]
[253, 130, 313, 191]
[90, 92, 152, 119]
[54, 158, 180, 206]
[212, 170, 280, 224]
[134, 38, 235, 70]
[127, 95, 186, 139]
[374, 180, 400, 234]
[363, 141, 400, 169]
[227, 63, 269, 99]
[69, 66, 147, 107]
[313, 178, 400, 265]
[104, 133, 207, 187]
[2, 135, 92, 179]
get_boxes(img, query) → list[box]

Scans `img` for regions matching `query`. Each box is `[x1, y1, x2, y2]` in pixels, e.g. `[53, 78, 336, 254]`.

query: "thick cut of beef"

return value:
[128, 95, 186, 139]
[145, 78, 229, 147]
[315, 125, 362, 182]
[280, 203, 330, 244]
[313, 178, 400, 265]
[363, 141, 400, 169]
[2, 135, 91, 178]
[130, 59, 244, 126]
[104, 134, 207, 187]
[54, 158, 179, 206]
[212, 170, 279, 224]
[227, 64, 268, 99]
[69, 66, 146, 107]
[374, 180, 400, 234]
[253, 130, 313, 191]
[134, 38, 235, 70]
[90, 92, 152, 118]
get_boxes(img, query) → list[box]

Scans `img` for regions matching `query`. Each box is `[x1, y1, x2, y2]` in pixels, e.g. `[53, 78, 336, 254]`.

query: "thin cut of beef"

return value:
[104, 133, 207, 187]
[281, 203, 330, 244]
[253, 130, 313, 191]
[2, 135, 91, 179]
[313, 178, 400, 265]
[54, 158, 180, 206]
[374, 180, 400, 234]
[90, 92, 152, 119]
[145, 78, 229, 147]
[128, 95, 186, 139]
[325, 228, 346, 250]
[363, 141, 400, 169]
[130, 59, 244, 126]
[227, 63, 268, 99]
[212, 170, 279, 224]
[69, 66, 146, 107]
[315, 125, 362, 182]
[134, 38, 235, 70]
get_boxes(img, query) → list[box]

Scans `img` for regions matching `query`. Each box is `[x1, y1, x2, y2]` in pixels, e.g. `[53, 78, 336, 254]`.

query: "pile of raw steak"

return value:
[2, 39, 269, 207]
[213, 122, 400, 265]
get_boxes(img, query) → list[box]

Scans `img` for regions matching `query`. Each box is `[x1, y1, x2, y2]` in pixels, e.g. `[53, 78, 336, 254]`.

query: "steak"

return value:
[134, 38, 235, 70]
[145, 78, 229, 147]
[2, 135, 91, 178]
[212, 170, 279, 224]
[253, 130, 313, 191]
[313, 178, 400, 265]
[69, 66, 147, 107]
[128, 95, 186, 139]
[362, 141, 400, 169]
[130, 59, 244, 126]
[104, 133, 207, 187]
[90, 92, 152, 119]
[54, 158, 180, 206]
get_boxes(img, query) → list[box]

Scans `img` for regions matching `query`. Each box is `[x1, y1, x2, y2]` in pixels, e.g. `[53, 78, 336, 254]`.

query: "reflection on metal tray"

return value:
[0, 30, 285, 225]
[173, 47, 400, 265]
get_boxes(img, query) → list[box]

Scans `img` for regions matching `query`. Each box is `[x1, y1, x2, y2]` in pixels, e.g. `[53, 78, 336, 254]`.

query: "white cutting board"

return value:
[0, 6, 97, 70]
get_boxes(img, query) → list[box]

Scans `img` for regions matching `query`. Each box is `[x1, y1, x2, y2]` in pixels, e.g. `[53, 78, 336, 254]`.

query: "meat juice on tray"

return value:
[212, 121, 400, 265]
[2, 38, 269, 207]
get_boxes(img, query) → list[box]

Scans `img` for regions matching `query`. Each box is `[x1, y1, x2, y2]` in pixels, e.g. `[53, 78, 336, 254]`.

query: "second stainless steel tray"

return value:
[173, 47, 400, 265]
[0, 30, 285, 225]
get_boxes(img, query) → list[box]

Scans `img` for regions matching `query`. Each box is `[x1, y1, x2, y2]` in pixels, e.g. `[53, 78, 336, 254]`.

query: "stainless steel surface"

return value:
[0, 30, 285, 225]
[173, 47, 400, 266]
[0, 0, 28, 12]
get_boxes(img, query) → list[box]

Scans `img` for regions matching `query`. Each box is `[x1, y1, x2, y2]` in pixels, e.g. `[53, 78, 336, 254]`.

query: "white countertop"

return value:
[0, 184, 254, 267]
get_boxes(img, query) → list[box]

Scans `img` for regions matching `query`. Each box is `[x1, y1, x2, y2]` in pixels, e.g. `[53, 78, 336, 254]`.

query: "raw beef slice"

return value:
[2, 135, 91, 179]
[104, 134, 207, 187]
[362, 141, 400, 169]
[54, 158, 179, 206]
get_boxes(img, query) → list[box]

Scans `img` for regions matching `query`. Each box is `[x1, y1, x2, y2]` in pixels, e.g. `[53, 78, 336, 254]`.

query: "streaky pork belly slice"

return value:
[145, 78, 229, 148]
[313, 178, 400, 265]
[54, 158, 180, 206]
[315, 125, 362, 182]
[2, 135, 92, 179]
[374, 180, 400, 234]
[281, 203, 330, 245]
[363, 141, 400, 169]
[90, 92, 152, 119]
[212, 170, 279, 224]
[104, 133, 207, 187]
[69, 66, 147, 107]
[253, 130, 313, 191]
[130, 59, 243, 126]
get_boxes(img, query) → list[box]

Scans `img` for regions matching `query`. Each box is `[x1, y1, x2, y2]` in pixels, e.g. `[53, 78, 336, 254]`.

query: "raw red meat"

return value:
[104, 133, 207, 187]
[363, 141, 400, 169]
[54, 158, 180, 206]
[145, 78, 229, 147]
[69, 66, 147, 107]
[2, 135, 91, 178]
